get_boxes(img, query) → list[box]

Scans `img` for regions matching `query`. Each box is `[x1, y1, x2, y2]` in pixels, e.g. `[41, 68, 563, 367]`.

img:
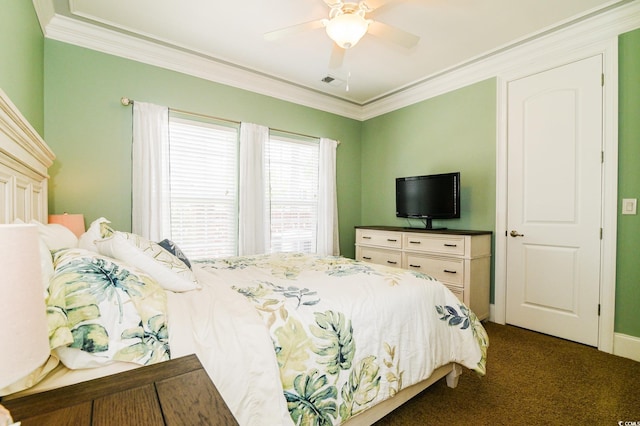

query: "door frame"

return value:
[494, 39, 619, 353]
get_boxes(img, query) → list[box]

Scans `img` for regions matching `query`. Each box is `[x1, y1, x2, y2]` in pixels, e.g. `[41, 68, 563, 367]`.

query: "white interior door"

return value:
[506, 55, 603, 347]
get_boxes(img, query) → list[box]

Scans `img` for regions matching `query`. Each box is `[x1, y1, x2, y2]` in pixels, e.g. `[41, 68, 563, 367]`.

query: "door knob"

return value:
[510, 230, 524, 237]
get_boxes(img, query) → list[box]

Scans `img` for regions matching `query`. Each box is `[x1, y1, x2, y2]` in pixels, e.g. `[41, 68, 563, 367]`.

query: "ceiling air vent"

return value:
[321, 75, 344, 87]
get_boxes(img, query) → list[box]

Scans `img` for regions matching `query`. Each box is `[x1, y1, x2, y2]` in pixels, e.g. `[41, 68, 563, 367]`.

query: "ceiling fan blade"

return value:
[360, 0, 397, 12]
[264, 19, 325, 41]
[329, 44, 345, 69]
[367, 21, 419, 49]
[322, 0, 343, 8]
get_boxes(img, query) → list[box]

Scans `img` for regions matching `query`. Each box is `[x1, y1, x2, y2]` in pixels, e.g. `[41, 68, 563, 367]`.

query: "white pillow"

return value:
[96, 231, 200, 292]
[78, 217, 111, 252]
[31, 220, 78, 250]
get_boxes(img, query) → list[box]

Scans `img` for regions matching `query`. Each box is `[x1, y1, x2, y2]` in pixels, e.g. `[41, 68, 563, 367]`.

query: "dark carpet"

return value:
[374, 321, 640, 425]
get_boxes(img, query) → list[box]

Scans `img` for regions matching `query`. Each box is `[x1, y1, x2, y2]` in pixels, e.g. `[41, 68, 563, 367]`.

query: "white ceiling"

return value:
[37, 0, 629, 109]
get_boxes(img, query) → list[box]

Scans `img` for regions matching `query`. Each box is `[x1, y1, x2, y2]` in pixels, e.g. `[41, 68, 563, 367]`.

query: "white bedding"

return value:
[6, 253, 487, 426]
[166, 266, 293, 425]
[170, 253, 488, 425]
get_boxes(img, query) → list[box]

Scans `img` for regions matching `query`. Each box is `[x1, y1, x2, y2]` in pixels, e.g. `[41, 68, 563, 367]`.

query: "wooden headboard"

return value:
[0, 89, 55, 224]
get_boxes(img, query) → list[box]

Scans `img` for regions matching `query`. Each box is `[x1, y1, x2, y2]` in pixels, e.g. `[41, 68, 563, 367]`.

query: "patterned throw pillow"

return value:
[95, 225, 200, 292]
[158, 239, 192, 269]
[47, 248, 170, 369]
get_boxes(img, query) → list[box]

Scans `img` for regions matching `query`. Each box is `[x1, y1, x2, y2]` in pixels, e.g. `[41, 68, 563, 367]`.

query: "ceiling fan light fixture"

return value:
[324, 12, 370, 49]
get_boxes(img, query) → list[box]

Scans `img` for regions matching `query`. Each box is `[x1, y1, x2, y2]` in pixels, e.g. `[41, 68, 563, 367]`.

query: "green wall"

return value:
[360, 79, 497, 297]
[616, 28, 640, 338]
[0, 0, 44, 134]
[360, 80, 496, 231]
[43, 40, 362, 257]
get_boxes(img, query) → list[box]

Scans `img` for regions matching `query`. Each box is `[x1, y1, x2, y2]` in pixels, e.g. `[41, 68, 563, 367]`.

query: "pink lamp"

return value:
[48, 213, 85, 237]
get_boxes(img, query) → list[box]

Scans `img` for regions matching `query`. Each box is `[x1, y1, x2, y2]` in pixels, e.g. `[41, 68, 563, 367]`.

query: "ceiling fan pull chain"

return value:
[346, 71, 351, 92]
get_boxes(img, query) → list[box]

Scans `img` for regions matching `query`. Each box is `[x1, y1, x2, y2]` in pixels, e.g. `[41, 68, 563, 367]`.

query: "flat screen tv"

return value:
[396, 172, 460, 229]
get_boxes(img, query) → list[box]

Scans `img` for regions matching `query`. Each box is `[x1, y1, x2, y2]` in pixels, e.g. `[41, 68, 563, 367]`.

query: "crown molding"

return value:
[32, 0, 56, 35]
[41, 14, 364, 120]
[36, 0, 640, 121]
[361, 0, 640, 119]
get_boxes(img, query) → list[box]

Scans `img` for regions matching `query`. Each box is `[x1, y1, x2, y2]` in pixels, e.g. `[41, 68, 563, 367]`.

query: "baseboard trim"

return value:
[489, 303, 640, 362]
[613, 333, 640, 362]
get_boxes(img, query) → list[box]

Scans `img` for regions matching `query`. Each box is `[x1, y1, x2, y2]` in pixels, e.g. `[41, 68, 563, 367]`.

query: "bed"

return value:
[0, 88, 488, 425]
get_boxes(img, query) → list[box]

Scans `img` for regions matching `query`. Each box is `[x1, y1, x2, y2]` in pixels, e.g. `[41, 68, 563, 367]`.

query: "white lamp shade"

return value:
[325, 13, 370, 49]
[0, 224, 50, 389]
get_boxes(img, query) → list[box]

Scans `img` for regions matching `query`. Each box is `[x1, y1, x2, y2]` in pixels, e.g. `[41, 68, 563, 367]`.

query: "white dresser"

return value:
[355, 226, 492, 320]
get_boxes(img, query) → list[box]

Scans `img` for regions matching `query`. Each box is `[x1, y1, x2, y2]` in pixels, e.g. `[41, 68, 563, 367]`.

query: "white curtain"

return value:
[132, 101, 170, 241]
[238, 122, 270, 255]
[317, 138, 339, 256]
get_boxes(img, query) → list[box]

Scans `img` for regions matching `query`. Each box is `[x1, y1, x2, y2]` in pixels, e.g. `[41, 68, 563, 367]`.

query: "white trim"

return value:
[41, 15, 364, 121]
[488, 304, 496, 323]
[0, 89, 55, 178]
[493, 76, 508, 325]
[35, 1, 640, 121]
[0, 89, 55, 223]
[494, 40, 619, 353]
[599, 38, 620, 354]
[613, 333, 640, 362]
[363, 0, 640, 118]
[31, 0, 55, 35]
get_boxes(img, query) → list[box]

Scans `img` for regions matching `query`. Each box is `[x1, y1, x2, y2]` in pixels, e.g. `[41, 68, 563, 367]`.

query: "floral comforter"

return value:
[175, 253, 488, 426]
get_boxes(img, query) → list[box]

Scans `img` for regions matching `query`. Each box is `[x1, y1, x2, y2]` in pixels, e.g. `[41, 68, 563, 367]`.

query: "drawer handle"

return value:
[444, 269, 457, 274]
[409, 264, 421, 268]
[363, 256, 372, 260]
[362, 236, 372, 239]
[409, 240, 421, 244]
[444, 244, 457, 247]
[387, 261, 398, 265]
[387, 239, 397, 242]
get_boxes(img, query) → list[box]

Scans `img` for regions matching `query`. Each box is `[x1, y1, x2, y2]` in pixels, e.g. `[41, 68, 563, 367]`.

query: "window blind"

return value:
[167, 117, 239, 259]
[267, 135, 319, 253]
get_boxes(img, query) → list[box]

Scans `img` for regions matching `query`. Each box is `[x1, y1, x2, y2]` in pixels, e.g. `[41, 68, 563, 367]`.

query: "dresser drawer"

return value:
[403, 234, 465, 256]
[404, 254, 464, 286]
[357, 246, 402, 268]
[356, 229, 402, 249]
[355, 226, 491, 321]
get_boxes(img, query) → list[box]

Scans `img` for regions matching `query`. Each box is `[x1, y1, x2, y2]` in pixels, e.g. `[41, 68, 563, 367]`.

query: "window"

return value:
[166, 117, 321, 259]
[167, 116, 239, 259]
[267, 134, 319, 253]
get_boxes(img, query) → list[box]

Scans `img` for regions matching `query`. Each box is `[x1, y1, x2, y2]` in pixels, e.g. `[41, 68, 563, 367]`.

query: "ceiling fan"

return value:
[264, 0, 420, 69]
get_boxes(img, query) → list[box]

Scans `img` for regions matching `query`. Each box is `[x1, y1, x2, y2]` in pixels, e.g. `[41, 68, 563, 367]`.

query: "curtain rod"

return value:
[121, 97, 339, 144]
[121, 97, 239, 125]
